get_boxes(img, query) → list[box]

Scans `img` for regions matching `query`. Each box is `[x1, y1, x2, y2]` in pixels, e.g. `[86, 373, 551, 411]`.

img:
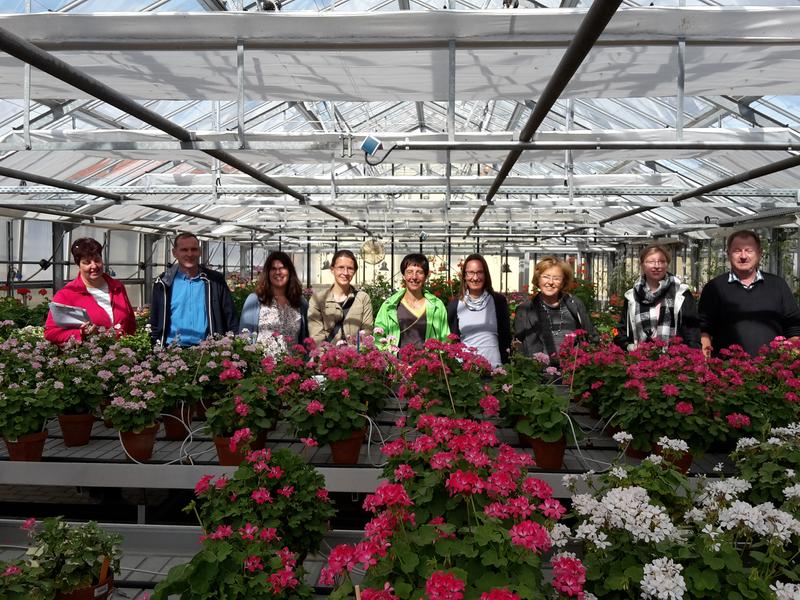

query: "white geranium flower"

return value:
[783, 483, 800, 501]
[549, 523, 571, 548]
[735, 437, 759, 451]
[696, 478, 751, 508]
[612, 431, 633, 445]
[640, 557, 686, 600]
[657, 437, 689, 453]
[609, 467, 628, 480]
[644, 454, 664, 465]
[771, 581, 800, 600]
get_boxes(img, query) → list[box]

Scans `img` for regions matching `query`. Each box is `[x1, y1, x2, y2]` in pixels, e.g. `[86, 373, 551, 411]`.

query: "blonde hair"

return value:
[532, 256, 573, 291]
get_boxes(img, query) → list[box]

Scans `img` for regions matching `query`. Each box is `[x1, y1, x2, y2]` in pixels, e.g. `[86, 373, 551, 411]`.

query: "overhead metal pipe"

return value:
[598, 205, 654, 227]
[0, 26, 372, 237]
[670, 153, 800, 205]
[601, 152, 800, 227]
[0, 165, 275, 237]
[470, 0, 622, 236]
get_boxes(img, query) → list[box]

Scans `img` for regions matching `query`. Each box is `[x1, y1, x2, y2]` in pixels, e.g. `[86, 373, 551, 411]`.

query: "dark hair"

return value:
[459, 254, 494, 297]
[331, 249, 358, 273]
[727, 230, 762, 253]
[532, 255, 573, 292]
[400, 253, 429, 277]
[71, 238, 103, 266]
[173, 232, 199, 248]
[639, 244, 671, 265]
[255, 251, 303, 308]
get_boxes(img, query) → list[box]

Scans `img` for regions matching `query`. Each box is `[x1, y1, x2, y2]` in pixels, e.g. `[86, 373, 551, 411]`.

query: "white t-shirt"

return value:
[86, 283, 114, 325]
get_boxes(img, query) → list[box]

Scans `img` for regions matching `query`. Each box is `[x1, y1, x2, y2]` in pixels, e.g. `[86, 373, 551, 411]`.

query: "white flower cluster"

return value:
[784, 483, 800, 501]
[609, 466, 628, 480]
[770, 423, 800, 438]
[640, 557, 686, 600]
[572, 487, 681, 546]
[612, 431, 633, 445]
[657, 436, 689, 453]
[644, 454, 664, 465]
[696, 478, 751, 508]
[717, 501, 800, 543]
[736, 438, 760, 452]
[771, 581, 800, 600]
[549, 523, 571, 548]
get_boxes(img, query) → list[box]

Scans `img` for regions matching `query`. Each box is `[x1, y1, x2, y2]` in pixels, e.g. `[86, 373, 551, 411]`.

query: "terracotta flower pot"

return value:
[624, 444, 650, 460]
[58, 413, 95, 447]
[213, 431, 268, 466]
[530, 436, 567, 470]
[119, 424, 159, 462]
[162, 404, 193, 441]
[329, 429, 366, 465]
[4, 429, 48, 461]
[55, 575, 113, 600]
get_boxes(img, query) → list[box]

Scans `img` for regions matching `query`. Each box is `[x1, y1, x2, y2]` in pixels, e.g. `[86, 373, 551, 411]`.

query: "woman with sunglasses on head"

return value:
[308, 249, 374, 345]
[514, 256, 596, 359]
[374, 253, 449, 349]
[239, 251, 308, 356]
[614, 244, 700, 351]
[45, 237, 137, 344]
[446, 254, 511, 367]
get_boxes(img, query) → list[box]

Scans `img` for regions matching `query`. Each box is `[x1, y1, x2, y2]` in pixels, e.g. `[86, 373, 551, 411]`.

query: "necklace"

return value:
[403, 294, 425, 311]
[544, 301, 565, 334]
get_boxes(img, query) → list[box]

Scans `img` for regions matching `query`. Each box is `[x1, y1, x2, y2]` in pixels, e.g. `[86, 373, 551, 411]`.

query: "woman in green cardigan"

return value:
[374, 253, 449, 348]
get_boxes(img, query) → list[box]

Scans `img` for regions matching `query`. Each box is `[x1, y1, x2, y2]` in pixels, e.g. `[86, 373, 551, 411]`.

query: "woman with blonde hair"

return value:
[514, 256, 596, 358]
[614, 244, 700, 350]
[308, 249, 373, 344]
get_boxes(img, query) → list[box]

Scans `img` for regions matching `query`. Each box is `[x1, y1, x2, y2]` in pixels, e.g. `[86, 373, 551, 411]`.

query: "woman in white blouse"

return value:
[239, 251, 308, 355]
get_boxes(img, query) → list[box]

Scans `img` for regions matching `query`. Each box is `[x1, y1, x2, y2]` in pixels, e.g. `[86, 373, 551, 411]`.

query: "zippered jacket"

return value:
[374, 288, 450, 345]
[149, 264, 238, 346]
[45, 273, 136, 344]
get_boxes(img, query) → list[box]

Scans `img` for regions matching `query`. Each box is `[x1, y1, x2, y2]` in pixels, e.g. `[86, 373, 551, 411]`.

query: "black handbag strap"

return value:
[326, 292, 357, 343]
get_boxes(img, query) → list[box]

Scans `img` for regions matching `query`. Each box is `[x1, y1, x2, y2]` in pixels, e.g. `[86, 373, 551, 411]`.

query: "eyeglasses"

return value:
[334, 266, 356, 273]
[465, 271, 485, 279]
[540, 275, 563, 283]
[644, 260, 667, 266]
[269, 266, 288, 273]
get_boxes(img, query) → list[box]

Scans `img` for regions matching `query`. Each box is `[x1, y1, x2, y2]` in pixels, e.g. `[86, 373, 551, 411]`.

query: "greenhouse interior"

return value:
[1, 1, 800, 599]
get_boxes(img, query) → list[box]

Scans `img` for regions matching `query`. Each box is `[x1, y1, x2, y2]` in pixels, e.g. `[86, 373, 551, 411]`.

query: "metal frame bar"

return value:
[0, 26, 373, 238]
[471, 0, 623, 235]
[0, 166, 275, 237]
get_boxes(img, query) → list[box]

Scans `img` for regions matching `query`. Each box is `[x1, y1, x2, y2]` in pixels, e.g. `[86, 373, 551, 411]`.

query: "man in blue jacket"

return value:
[149, 233, 238, 346]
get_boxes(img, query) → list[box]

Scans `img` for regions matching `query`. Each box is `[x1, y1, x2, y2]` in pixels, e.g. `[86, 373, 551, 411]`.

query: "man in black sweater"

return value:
[698, 230, 800, 357]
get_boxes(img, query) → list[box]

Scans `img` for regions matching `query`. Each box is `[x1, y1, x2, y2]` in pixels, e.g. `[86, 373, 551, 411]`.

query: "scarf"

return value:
[463, 291, 491, 311]
[632, 274, 679, 344]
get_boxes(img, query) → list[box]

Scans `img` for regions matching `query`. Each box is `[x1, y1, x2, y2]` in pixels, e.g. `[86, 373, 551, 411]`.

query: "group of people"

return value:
[44, 229, 800, 366]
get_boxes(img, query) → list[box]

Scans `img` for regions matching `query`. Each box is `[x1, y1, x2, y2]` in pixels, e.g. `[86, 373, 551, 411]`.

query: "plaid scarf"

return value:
[632, 274, 679, 344]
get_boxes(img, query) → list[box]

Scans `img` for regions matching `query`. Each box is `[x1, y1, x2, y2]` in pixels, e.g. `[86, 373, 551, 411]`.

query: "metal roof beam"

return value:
[0, 165, 276, 237]
[474, 0, 622, 235]
[0, 25, 373, 238]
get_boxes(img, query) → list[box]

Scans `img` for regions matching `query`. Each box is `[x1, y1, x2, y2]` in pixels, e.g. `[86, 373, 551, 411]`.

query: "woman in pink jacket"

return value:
[44, 237, 136, 344]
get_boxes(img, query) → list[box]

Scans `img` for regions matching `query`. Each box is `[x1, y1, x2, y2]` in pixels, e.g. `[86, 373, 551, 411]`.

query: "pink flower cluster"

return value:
[425, 571, 465, 600]
[551, 554, 587, 599]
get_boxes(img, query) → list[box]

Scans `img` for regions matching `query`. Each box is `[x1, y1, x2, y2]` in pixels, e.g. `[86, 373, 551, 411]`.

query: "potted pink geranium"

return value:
[284, 339, 395, 463]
